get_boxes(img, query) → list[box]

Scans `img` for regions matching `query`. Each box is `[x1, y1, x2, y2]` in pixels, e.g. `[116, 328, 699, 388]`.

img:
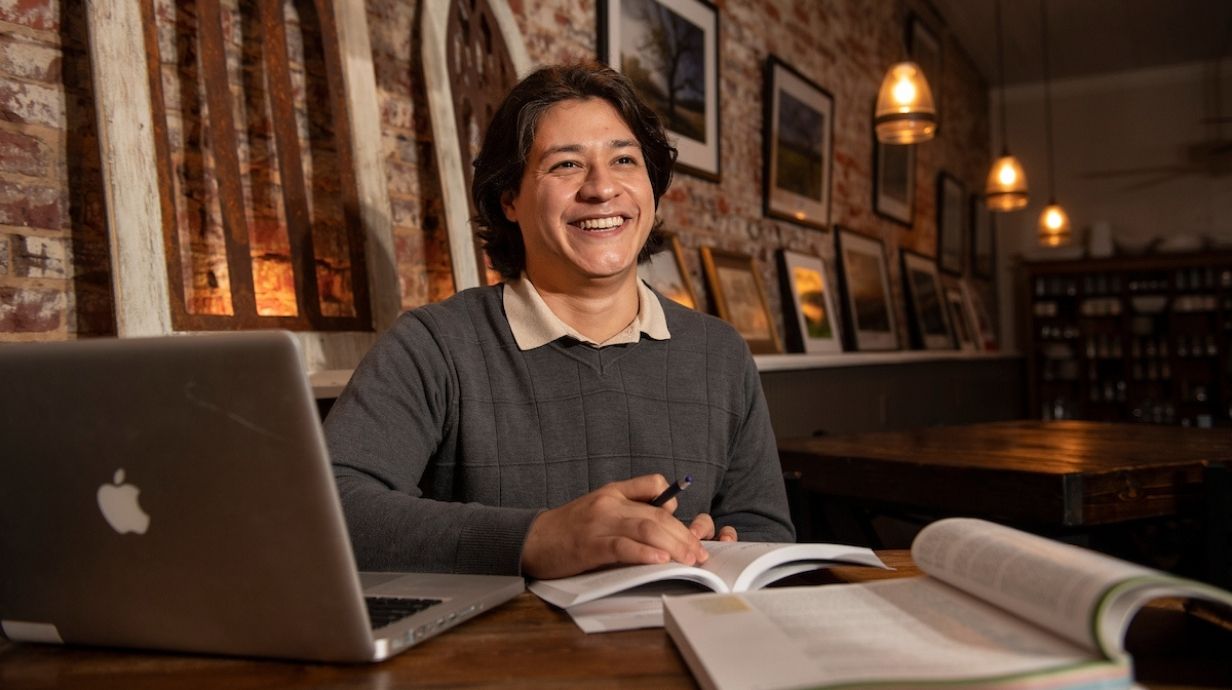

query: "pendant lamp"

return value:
[984, 0, 1028, 211]
[874, 61, 937, 144]
[1036, 0, 1071, 246]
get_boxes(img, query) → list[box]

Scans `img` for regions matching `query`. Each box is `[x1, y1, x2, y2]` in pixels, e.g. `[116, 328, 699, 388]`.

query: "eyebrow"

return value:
[541, 139, 642, 157]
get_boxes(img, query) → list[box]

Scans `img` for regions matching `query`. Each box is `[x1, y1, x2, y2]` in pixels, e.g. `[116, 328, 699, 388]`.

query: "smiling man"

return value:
[326, 63, 794, 579]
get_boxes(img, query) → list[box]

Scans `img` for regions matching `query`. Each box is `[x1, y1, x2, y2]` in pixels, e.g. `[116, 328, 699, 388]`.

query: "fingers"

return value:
[718, 525, 738, 542]
[689, 513, 716, 540]
[608, 473, 671, 503]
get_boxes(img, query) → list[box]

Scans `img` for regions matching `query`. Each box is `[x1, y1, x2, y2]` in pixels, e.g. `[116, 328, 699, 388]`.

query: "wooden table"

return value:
[778, 420, 1232, 528]
[1, 551, 1228, 689]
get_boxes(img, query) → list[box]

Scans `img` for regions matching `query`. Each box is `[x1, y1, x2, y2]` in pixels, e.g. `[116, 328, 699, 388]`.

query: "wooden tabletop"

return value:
[1, 550, 1228, 689]
[0, 556, 919, 690]
[778, 420, 1232, 527]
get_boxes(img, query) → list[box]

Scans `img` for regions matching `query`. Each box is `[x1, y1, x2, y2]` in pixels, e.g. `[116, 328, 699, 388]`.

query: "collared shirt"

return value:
[503, 273, 671, 350]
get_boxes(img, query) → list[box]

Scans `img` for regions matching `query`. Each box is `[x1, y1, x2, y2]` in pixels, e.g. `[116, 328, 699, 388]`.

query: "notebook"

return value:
[0, 330, 524, 662]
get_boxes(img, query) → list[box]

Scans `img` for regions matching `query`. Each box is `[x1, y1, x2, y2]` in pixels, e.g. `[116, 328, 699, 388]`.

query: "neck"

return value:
[526, 269, 640, 343]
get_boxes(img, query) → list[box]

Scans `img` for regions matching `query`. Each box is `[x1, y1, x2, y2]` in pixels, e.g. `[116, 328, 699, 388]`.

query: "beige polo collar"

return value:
[503, 273, 671, 350]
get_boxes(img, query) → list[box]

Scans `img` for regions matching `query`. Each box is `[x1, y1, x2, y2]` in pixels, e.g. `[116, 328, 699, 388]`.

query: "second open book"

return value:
[528, 541, 887, 632]
[665, 517, 1232, 690]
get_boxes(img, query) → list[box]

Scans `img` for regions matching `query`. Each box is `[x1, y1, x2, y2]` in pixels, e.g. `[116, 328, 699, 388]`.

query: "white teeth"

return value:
[577, 216, 624, 230]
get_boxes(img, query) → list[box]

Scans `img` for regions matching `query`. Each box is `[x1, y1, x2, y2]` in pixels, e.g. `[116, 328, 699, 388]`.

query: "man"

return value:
[326, 62, 793, 580]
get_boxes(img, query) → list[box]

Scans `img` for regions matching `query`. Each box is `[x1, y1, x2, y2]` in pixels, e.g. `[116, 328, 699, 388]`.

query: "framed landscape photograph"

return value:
[936, 172, 966, 275]
[971, 194, 995, 280]
[600, 0, 720, 180]
[944, 284, 978, 351]
[900, 250, 953, 350]
[777, 249, 842, 353]
[966, 283, 998, 351]
[834, 227, 898, 351]
[874, 136, 916, 225]
[908, 14, 942, 131]
[638, 233, 698, 309]
[763, 56, 833, 229]
[700, 247, 781, 354]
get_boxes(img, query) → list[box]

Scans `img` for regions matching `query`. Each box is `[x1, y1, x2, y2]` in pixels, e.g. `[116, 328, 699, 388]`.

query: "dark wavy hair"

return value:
[471, 62, 677, 281]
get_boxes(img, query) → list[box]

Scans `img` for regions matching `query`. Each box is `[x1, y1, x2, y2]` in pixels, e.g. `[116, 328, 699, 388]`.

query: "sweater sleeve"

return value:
[710, 352, 797, 543]
[324, 313, 541, 575]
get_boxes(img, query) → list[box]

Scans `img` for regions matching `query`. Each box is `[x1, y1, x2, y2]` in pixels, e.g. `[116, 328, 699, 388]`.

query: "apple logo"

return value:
[97, 469, 150, 535]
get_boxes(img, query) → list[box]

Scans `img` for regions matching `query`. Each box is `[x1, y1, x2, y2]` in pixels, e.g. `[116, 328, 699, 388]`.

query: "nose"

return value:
[578, 164, 618, 202]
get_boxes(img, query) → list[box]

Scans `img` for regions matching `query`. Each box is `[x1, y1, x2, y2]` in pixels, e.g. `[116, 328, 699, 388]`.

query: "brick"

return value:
[0, 79, 63, 128]
[0, 127, 52, 177]
[0, 285, 65, 333]
[12, 232, 66, 278]
[0, 0, 59, 33]
[0, 179, 63, 229]
[0, 33, 60, 83]
[0, 233, 8, 275]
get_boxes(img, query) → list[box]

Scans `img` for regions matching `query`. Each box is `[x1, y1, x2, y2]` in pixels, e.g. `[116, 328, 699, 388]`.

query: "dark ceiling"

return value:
[929, 0, 1232, 86]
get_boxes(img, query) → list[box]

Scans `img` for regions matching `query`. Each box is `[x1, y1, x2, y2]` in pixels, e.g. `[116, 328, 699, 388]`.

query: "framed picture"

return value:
[908, 14, 942, 131]
[966, 284, 998, 351]
[944, 284, 978, 351]
[834, 227, 898, 351]
[900, 251, 953, 350]
[599, 0, 720, 180]
[777, 249, 842, 354]
[638, 233, 698, 309]
[936, 172, 966, 275]
[763, 56, 833, 229]
[700, 247, 781, 354]
[970, 194, 995, 280]
[873, 135, 915, 225]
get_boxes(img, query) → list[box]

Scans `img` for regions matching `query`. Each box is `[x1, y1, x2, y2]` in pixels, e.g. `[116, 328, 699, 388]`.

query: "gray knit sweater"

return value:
[325, 284, 794, 575]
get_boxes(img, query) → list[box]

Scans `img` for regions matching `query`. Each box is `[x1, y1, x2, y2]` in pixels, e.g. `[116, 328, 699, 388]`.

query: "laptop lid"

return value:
[0, 331, 521, 662]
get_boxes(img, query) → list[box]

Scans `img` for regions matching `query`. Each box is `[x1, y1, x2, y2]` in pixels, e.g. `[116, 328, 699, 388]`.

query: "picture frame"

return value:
[944, 284, 978, 351]
[908, 14, 942, 132]
[900, 250, 953, 350]
[873, 135, 916, 226]
[700, 246, 781, 354]
[970, 194, 995, 280]
[638, 233, 699, 309]
[599, 0, 720, 180]
[834, 227, 899, 351]
[966, 284, 998, 351]
[936, 172, 966, 275]
[763, 56, 833, 229]
[777, 248, 842, 354]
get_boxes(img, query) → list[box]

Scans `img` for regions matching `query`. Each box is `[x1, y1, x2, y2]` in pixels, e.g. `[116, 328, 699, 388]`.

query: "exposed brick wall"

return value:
[0, 0, 990, 347]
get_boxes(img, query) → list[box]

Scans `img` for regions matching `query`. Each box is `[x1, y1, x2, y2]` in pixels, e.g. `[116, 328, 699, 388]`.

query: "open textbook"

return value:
[529, 541, 886, 632]
[664, 517, 1232, 690]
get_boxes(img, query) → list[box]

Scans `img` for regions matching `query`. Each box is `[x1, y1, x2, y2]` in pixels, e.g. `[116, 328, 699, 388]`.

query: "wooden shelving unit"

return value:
[1021, 252, 1232, 427]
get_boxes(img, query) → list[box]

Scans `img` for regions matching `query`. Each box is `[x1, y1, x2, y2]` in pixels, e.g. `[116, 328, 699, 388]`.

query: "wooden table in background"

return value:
[778, 420, 1232, 528]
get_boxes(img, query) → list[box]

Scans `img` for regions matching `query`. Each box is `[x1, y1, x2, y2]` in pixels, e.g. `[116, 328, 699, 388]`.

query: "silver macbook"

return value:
[0, 331, 523, 662]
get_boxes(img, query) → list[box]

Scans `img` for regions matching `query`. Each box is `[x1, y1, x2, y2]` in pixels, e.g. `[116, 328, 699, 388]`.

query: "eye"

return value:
[615, 155, 640, 166]
[550, 160, 581, 171]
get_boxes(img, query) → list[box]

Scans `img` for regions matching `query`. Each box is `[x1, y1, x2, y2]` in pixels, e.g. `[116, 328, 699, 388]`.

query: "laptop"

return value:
[0, 331, 523, 662]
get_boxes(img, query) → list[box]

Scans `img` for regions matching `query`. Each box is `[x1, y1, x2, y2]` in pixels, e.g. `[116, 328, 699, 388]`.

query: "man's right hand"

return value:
[519, 474, 709, 579]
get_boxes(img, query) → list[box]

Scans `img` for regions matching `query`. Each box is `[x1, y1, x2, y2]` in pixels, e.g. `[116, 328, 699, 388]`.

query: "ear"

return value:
[501, 189, 518, 223]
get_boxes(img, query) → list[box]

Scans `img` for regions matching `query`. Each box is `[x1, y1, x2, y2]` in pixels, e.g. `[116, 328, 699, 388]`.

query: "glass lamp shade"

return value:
[1038, 203, 1072, 247]
[874, 62, 937, 144]
[985, 154, 1029, 211]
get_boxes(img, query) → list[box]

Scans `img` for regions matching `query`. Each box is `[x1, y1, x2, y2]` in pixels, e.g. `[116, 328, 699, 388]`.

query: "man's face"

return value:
[502, 98, 656, 291]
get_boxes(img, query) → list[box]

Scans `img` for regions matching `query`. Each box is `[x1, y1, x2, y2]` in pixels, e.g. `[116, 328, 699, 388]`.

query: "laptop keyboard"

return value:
[364, 596, 443, 629]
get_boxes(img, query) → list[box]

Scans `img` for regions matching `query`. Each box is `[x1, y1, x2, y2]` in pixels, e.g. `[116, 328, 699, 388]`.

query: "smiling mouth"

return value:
[574, 215, 627, 232]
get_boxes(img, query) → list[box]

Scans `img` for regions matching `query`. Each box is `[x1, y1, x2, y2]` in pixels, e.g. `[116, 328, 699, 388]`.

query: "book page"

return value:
[911, 518, 1158, 654]
[703, 541, 885, 592]
[664, 581, 1131, 690]
[528, 561, 727, 608]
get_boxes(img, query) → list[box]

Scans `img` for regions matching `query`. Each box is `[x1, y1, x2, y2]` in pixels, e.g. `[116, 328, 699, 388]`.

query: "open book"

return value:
[665, 517, 1232, 690]
[529, 541, 886, 633]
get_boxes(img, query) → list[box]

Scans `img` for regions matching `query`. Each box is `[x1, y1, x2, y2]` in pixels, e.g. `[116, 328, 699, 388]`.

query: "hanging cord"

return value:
[1040, 0, 1057, 202]
[995, 0, 1009, 155]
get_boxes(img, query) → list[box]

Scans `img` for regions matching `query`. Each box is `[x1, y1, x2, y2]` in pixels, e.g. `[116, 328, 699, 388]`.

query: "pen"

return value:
[649, 475, 692, 507]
